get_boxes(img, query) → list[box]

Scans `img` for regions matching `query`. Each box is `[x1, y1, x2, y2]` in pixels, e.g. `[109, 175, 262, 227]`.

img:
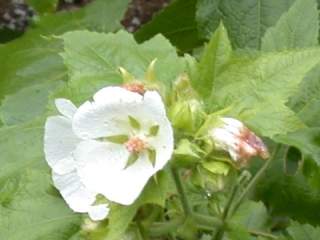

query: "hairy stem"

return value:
[229, 145, 281, 216]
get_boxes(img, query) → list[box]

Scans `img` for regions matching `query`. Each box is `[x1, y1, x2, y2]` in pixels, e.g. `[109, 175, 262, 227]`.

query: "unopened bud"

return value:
[170, 99, 205, 132]
[210, 118, 269, 165]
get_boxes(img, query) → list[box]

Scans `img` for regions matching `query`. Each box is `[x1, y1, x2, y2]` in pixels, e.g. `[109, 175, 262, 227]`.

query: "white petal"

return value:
[55, 98, 77, 119]
[74, 140, 157, 205]
[93, 86, 142, 104]
[72, 87, 143, 139]
[52, 171, 96, 213]
[88, 204, 110, 221]
[44, 116, 80, 174]
[143, 91, 174, 171]
[211, 128, 238, 151]
[221, 117, 243, 135]
[221, 117, 243, 129]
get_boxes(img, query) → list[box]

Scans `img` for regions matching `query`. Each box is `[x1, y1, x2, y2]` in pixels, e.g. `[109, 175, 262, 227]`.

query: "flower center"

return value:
[122, 83, 145, 95]
[125, 136, 147, 153]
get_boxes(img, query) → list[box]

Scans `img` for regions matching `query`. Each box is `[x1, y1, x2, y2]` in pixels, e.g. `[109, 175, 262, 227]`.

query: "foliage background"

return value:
[1, 0, 320, 239]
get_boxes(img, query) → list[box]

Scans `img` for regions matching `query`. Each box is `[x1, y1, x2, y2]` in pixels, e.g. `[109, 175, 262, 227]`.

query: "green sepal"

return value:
[119, 67, 135, 83]
[128, 115, 141, 130]
[147, 148, 157, 167]
[93, 194, 109, 205]
[173, 139, 205, 167]
[148, 125, 159, 136]
[105, 135, 129, 144]
[124, 153, 139, 169]
[145, 58, 157, 82]
[201, 161, 230, 176]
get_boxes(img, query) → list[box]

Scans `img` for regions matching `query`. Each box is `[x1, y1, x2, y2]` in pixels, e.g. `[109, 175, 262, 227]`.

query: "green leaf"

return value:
[276, 128, 320, 166]
[288, 63, 320, 133]
[60, 30, 186, 89]
[262, 0, 319, 51]
[0, 81, 62, 126]
[211, 49, 320, 107]
[194, 23, 232, 99]
[254, 146, 320, 225]
[0, 121, 81, 240]
[128, 115, 141, 130]
[208, 48, 320, 137]
[230, 201, 269, 231]
[196, 0, 295, 49]
[0, 0, 130, 126]
[287, 221, 320, 240]
[135, 0, 203, 52]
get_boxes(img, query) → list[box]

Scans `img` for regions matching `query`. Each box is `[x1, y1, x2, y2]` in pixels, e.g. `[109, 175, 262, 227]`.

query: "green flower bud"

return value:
[170, 99, 205, 132]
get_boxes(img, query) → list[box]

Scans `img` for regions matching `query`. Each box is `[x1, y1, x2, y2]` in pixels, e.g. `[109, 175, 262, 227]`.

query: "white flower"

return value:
[210, 117, 269, 163]
[72, 87, 173, 205]
[44, 99, 109, 221]
[44, 86, 173, 219]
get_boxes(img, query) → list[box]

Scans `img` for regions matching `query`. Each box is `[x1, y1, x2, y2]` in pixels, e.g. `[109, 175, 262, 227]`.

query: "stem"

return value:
[148, 218, 184, 237]
[193, 213, 223, 227]
[212, 185, 239, 240]
[171, 167, 192, 215]
[137, 221, 147, 240]
[229, 145, 281, 216]
[248, 230, 278, 239]
[222, 185, 239, 219]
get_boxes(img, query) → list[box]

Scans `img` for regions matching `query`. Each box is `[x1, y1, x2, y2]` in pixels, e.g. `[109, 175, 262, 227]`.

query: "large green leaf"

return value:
[0, 81, 62, 126]
[0, 0, 130, 126]
[254, 147, 320, 225]
[60, 30, 187, 88]
[287, 221, 320, 239]
[193, 23, 232, 99]
[262, 0, 319, 51]
[196, 0, 295, 49]
[135, 0, 203, 52]
[0, 121, 81, 240]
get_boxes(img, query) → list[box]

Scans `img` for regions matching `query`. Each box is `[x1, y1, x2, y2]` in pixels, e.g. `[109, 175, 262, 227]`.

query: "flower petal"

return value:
[52, 171, 96, 213]
[44, 116, 80, 174]
[74, 140, 156, 205]
[55, 98, 77, 119]
[142, 91, 174, 171]
[88, 204, 110, 221]
[73, 87, 143, 139]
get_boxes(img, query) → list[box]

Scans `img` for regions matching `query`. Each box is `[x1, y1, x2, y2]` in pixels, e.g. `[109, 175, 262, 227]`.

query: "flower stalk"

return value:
[171, 166, 192, 216]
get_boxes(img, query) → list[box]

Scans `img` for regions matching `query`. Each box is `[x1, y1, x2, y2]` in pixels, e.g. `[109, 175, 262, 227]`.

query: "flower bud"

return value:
[170, 99, 205, 132]
[169, 74, 205, 132]
[210, 118, 269, 165]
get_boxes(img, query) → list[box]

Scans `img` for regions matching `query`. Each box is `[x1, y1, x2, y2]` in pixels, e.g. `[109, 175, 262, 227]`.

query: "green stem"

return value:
[193, 213, 223, 227]
[212, 185, 239, 240]
[248, 230, 278, 239]
[171, 167, 192, 216]
[148, 218, 184, 237]
[229, 145, 281, 216]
